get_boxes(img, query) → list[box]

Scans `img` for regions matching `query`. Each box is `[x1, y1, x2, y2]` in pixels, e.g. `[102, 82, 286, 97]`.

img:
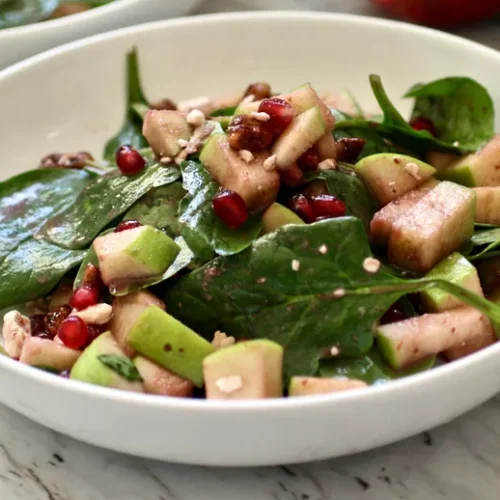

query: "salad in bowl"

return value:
[2, 47, 500, 401]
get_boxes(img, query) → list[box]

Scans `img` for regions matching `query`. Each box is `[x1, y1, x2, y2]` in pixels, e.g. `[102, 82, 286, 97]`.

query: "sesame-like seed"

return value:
[319, 244, 328, 254]
[251, 111, 271, 122]
[363, 257, 381, 273]
[330, 346, 340, 356]
[291, 259, 300, 271]
[160, 156, 172, 165]
[403, 162, 422, 180]
[317, 158, 337, 171]
[333, 288, 345, 298]
[263, 154, 278, 171]
[239, 149, 254, 163]
[186, 109, 206, 127]
[177, 138, 189, 148]
[215, 375, 243, 394]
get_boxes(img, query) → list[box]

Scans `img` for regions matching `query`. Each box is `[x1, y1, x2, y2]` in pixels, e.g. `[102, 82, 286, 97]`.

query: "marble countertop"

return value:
[2, 2, 500, 499]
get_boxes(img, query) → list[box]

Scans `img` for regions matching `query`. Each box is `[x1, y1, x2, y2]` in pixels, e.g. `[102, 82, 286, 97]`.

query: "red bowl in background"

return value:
[373, 0, 500, 27]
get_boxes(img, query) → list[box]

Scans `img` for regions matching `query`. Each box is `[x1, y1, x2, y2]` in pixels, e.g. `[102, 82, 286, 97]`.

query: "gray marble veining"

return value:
[1, 1, 500, 499]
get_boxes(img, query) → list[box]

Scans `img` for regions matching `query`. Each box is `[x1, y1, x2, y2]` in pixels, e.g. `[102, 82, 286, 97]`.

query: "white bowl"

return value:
[1, 12, 500, 467]
[0, 0, 202, 70]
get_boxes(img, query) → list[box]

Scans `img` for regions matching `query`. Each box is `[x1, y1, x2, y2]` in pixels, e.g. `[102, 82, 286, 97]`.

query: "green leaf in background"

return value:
[465, 228, 500, 261]
[97, 354, 143, 382]
[406, 77, 494, 151]
[178, 161, 263, 260]
[103, 48, 149, 161]
[304, 167, 377, 228]
[0, 239, 85, 309]
[39, 165, 180, 250]
[123, 183, 186, 238]
[0, 168, 92, 264]
[209, 107, 237, 117]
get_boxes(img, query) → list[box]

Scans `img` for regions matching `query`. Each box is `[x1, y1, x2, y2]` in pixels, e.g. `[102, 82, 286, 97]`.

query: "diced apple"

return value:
[20, 337, 80, 371]
[473, 187, 500, 225]
[289, 376, 367, 396]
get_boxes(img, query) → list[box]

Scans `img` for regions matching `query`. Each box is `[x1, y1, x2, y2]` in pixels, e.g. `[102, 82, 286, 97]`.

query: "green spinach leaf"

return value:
[97, 354, 143, 382]
[103, 48, 149, 161]
[0, 168, 92, 264]
[0, 0, 57, 29]
[210, 107, 236, 117]
[178, 161, 263, 259]
[406, 77, 494, 151]
[39, 165, 180, 250]
[0, 239, 84, 309]
[465, 228, 500, 260]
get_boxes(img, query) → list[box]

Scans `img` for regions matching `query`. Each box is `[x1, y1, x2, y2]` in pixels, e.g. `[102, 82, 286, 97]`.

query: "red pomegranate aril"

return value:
[69, 286, 99, 311]
[298, 148, 320, 171]
[212, 189, 248, 229]
[280, 164, 304, 188]
[58, 316, 89, 350]
[30, 314, 47, 337]
[409, 117, 437, 137]
[288, 194, 315, 223]
[115, 220, 143, 233]
[258, 98, 294, 136]
[310, 195, 346, 219]
[380, 303, 408, 325]
[115, 145, 146, 175]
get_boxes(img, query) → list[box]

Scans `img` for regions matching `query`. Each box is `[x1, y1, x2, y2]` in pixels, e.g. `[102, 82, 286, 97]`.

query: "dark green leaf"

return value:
[123, 183, 186, 238]
[97, 354, 143, 382]
[466, 228, 500, 260]
[406, 77, 494, 150]
[0, 238, 84, 309]
[178, 161, 262, 259]
[304, 168, 376, 228]
[0, 168, 92, 264]
[103, 48, 149, 161]
[0, 0, 57, 29]
[39, 165, 180, 250]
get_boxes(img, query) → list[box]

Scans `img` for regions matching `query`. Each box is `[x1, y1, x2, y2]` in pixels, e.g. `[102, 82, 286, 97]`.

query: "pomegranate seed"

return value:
[258, 98, 294, 136]
[288, 194, 315, 223]
[409, 117, 436, 137]
[212, 189, 248, 229]
[57, 316, 89, 350]
[280, 164, 304, 188]
[380, 303, 407, 325]
[309, 195, 346, 220]
[115, 220, 143, 232]
[30, 314, 47, 337]
[69, 286, 99, 311]
[298, 148, 320, 171]
[115, 145, 146, 175]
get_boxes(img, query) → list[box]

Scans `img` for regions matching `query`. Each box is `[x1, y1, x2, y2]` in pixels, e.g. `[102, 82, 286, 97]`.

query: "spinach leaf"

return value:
[319, 348, 435, 385]
[465, 228, 500, 261]
[304, 167, 376, 228]
[178, 161, 263, 259]
[103, 48, 149, 161]
[39, 165, 180, 250]
[406, 77, 494, 151]
[97, 355, 143, 382]
[0, 0, 57, 29]
[0, 239, 84, 309]
[123, 183, 186, 238]
[0, 168, 92, 264]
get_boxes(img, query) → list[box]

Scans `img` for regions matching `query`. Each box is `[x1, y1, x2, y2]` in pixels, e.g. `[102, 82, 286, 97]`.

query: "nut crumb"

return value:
[333, 288, 345, 298]
[251, 111, 270, 122]
[186, 109, 206, 127]
[160, 156, 172, 165]
[263, 154, 277, 171]
[318, 158, 337, 171]
[72, 303, 113, 325]
[330, 346, 340, 356]
[363, 257, 381, 273]
[291, 259, 301, 271]
[2, 311, 31, 358]
[319, 244, 328, 254]
[404, 162, 422, 180]
[215, 375, 243, 394]
[238, 149, 254, 163]
[212, 331, 236, 350]
[177, 138, 189, 148]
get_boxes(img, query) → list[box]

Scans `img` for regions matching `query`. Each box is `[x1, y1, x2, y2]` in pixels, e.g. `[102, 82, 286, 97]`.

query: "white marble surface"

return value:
[2, 1, 500, 499]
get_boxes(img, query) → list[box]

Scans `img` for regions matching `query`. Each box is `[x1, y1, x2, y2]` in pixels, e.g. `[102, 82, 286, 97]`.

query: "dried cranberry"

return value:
[409, 117, 437, 137]
[69, 286, 99, 311]
[115, 220, 143, 233]
[380, 304, 407, 325]
[280, 164, 304, 188]
[212, 189, 248, 229]
[45, 305, 72, 338]
[227, 115, 273, 151]
[258, 98, 294, 136]
[244, 82, 272, 100]
[115, 145, 146, 175]
[30, 314, 47, 337]
[298, 148, 320, 171]
[288, 194, 315, 223]
[309, 195, 346, 219]
[58, 316, 89, 350]
[335, 138, 366, 163]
